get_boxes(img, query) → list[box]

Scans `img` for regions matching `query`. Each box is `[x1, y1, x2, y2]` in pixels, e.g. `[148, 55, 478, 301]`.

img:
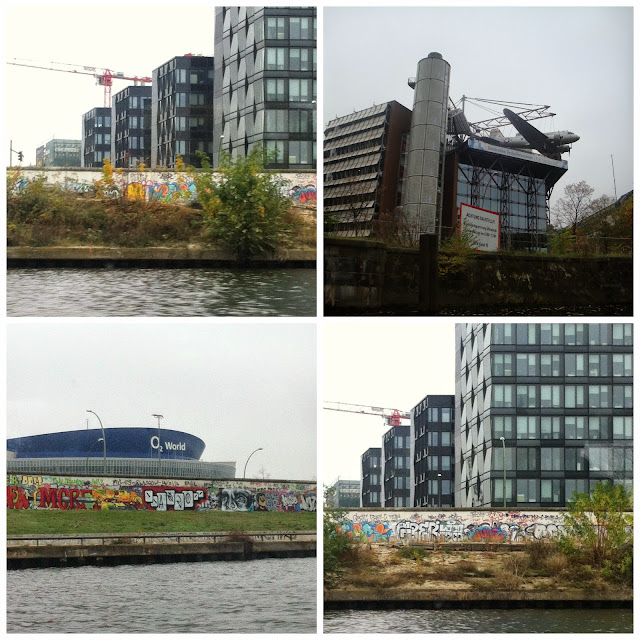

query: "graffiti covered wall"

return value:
[6, 474, 316, 513]
[12, 169, 316, 206]
[337, 509, 570, 544]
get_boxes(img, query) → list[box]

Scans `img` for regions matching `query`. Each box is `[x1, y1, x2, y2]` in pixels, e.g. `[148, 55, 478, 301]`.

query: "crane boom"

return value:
[324, 401, 410, 426]
[8, 58, 152, 107]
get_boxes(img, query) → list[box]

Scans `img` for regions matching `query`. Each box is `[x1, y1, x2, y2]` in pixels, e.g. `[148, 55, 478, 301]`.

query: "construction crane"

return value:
[7, 58, 152, 107]
[323, 402, 410, 427]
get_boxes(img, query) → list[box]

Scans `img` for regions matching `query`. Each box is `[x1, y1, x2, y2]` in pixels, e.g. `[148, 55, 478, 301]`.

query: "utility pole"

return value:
[610, 154, 618, 202]
[152, 414, 164, 465]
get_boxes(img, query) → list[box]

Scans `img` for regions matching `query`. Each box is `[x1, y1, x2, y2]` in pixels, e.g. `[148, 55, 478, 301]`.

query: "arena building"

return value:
[7, 427, 236, 480]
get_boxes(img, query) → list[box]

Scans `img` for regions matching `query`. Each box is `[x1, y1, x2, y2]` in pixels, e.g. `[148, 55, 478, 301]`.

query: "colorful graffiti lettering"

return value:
[338, 521, 394, 543]
[143, 487, 207, 511]
[289, 184, 317, 204]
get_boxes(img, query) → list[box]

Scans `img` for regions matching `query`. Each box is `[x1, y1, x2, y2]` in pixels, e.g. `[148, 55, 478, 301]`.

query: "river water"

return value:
[7, 557, 316, 633]
[324, 608, 633, 633]
[7, 268, 316, 316]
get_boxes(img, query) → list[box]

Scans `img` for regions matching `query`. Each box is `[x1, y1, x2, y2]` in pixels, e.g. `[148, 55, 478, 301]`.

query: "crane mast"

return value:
[8, 58, 152, 107]
[323, 402, 410, 427]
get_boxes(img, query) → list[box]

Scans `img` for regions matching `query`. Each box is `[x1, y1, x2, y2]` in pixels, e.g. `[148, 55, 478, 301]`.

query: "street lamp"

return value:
[500, 436, 506, 509]
[86, 438, 104, 475]
[437, 473, 442, 508]
[86, 410, 106, 475]
[243, 447, 263, 478]
[152, 414, 163, 466]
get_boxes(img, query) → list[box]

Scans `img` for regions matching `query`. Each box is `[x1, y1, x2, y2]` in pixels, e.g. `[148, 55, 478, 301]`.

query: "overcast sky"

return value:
[7, 322, 316, 481]
[4, 1, 216, 167]
[324, 6, 634, 207]
[323, 321, 455, 485]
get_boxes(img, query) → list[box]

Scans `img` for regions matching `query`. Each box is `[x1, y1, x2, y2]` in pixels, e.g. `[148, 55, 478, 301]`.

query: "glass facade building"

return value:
[411, 395, 455, 508]
[382, 425, 411, 507]
[38, 139, 82, 168]
[361, 447, 382, 507]
[151, 55, 214, 168]
[213, 6, 317, 169]
[112, 85, 152, 168]
[82, 108, 112, 167]
[455, 323, 633, 508]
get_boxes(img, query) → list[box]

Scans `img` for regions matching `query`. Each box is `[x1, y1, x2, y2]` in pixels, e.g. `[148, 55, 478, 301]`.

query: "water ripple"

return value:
[7, 268, 317, 317]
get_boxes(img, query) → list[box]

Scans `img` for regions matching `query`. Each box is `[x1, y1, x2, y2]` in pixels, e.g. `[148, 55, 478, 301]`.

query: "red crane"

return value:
[8, 58, 152, 107]
[323, 402, 410, 427]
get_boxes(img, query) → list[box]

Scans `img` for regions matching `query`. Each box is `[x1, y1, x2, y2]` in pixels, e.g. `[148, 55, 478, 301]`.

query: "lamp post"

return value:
[86, 410, 106, 475]
[86, 438, 104, 476]
[437, 473, 442, 508]
[152, 414, 163, 467]
[500, 436, 506, 509]
[243, 447, 263, 479]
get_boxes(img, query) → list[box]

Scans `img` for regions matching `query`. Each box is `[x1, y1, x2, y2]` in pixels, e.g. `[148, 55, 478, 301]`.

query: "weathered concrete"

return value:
[324, 237, 633, 313]
[324, 589, 633, 609]
[7, 246, 316, 268]
[7, 531, 316, 569]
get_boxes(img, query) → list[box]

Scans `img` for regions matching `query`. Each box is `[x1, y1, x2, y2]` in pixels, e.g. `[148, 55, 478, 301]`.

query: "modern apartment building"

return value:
[81, 107, 112, 168]
[455, 323, 633, 508]
[213, 6, 317, 169]
[410, 394, 455, 508]
[328, 479, 361, 509]
[361, 447, 382, 507]
[324, 101, 412, 237]
[151, 55, 215, 168]
[111, 85, 152, 168]
[381, 424, 411, 507]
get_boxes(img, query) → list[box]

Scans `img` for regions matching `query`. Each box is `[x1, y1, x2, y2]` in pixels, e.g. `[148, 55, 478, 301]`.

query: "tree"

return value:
[552, 180, 595, 235]
[257, 465, 271, 480]
[192, 147, 290, 261]
[562, 481, 632, 568]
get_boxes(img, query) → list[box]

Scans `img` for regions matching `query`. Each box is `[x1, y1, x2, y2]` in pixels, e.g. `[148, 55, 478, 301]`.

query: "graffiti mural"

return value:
[13, 169, 316, 206]
[339, 510, 570, 544]
[6, 475, 316, 513]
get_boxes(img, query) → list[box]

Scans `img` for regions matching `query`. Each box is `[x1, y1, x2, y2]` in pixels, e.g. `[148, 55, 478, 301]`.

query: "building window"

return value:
[288, 140, 312, 164]
[493, 478, 513, 503]
[516, 324, 537, 345]
[492, 353, 514, 376]
[428, 407, 439, 422]
[564, 323, 587, 346]
[516, 385, 538, 408]
[540, 323, 562, 345]
[565, 448, 585, 471]
[189, 93, 205, 106]
[493, 415, 515, 439]
[540, 385, 562, 408]
[266, 17, 286, 39]
[177, 68, 187, 83]
[541, 447, 563, 471]
[588, 385, 611, 408]
[427, 431, 439, 447]
[289, 78, 311, 102]
[565, 385, 586, 408]
[289, 109, 313, 133]
[565, 479, 588, 502]
[492, 324, 515, 345]
[612, 324, 633, 346]
[441, 431, 451, 447]
[175, 93, 187, 108]
[612, 354, 632, 377]
[565, 416, 586, 440]
[589, 324, 612, 346]
[588, 447, 611, 471]
[517, 447, 538, 471]
[516, 479, 538, 503]
[289, 48, 311, 71]
[516, 353, 538, 376]
[441, 408, 452, 422]
[266, 78, 286, 102]
[493, 447, 515, 470]
[266, 140, 285, 163]
[289, 16, 311, 39]
[589, 354, 610, 377]
[266, 48, 286, 70]
[589, 416, 609, 439]
[540, 354, 562, 377]
[493, 384, 514, 408]
[516, 416, 538, 439]
[541, 479, 561, 503]
[613, 416, 632, 439]
[565, 353, 586, 377]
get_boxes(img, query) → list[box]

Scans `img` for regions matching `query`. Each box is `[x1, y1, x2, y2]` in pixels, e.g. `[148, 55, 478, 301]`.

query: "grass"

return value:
[7, 509, 316, 536]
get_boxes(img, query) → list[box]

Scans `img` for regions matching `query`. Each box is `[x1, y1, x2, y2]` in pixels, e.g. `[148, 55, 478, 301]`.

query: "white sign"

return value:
[459, 203, 500, 252]
[468, 139, 568, 169]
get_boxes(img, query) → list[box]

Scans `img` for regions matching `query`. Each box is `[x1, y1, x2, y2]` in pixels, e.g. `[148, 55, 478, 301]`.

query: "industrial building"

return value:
[35, 138, 82, 168]
[81, 107, 112, 168]
[324, 101, 412, 237]
[411, 394, 455, 508]
[7, 427, 236, 480]
[360, 447, 382, 507]
[324, 52, 571, 249]
[111, 85, 152, 168]
[455, 323, 633, 508]
[213, 6, 317, 169]
[151, 55, 215, 168]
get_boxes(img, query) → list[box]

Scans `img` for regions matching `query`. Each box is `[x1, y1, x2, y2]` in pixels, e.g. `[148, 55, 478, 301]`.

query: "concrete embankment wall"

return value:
[337, 508, 568, 543]
[7, 532, 316, 569]
[7, 473, 316, 513]
[7, 247, 316, 268]
[12, 167, 317, 206]
[324, 238, 633, 312]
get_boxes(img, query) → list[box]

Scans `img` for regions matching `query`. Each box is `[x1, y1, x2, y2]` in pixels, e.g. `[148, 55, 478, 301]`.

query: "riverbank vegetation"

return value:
[7, 509, 316, 535]
[6, 156, 315, 258]
[325, 483, 632, 593]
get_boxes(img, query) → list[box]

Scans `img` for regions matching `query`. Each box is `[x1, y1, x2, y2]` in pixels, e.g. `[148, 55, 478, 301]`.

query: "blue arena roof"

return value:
[7, 427, 206, 461]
